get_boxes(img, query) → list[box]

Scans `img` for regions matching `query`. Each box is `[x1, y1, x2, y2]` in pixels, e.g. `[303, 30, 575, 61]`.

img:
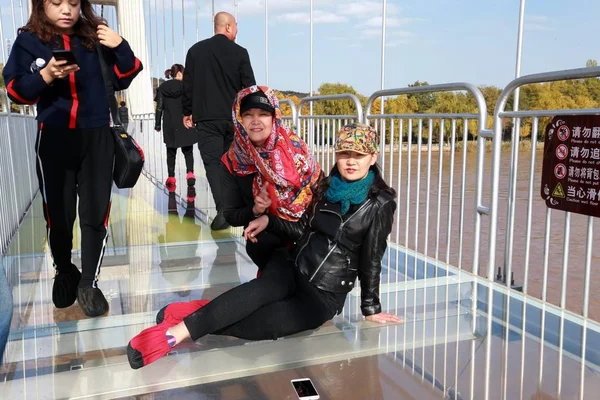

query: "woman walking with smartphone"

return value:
[3, 0, 143, 317]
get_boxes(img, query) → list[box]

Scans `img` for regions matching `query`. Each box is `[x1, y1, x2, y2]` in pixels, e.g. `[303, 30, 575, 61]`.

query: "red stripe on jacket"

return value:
[63, 35, 79, 129]
[7, 79, 38, 105]
[113, 58, 141, 79]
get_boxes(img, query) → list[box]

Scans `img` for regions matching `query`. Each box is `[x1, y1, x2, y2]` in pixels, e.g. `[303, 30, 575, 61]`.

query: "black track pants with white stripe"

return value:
[35, 123, 115, 288]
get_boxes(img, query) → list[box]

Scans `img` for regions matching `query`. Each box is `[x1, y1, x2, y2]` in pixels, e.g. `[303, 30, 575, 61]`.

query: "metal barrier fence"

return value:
[363, 83, 488, 398]
[365, 83, 488, 275]
[2, 66, 600, 399]
[0, 90, 39, 256]
[297, 94, 363, 173]
[482, 66, 600, 400]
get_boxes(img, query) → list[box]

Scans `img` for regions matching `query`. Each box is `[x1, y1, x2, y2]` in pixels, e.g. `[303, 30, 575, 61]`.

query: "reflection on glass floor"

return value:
[2, 176, 600, 399]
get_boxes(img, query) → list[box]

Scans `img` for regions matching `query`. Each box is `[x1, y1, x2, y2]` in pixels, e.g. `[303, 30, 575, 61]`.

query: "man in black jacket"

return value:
[182, 11, 256, 230]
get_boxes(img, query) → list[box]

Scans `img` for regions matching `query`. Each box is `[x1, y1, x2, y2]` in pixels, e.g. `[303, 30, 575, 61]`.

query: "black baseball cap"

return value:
[240, 91, 274, 115]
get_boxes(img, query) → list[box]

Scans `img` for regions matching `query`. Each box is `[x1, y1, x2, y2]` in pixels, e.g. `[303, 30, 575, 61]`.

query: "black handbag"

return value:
[97, 44, 144, 189]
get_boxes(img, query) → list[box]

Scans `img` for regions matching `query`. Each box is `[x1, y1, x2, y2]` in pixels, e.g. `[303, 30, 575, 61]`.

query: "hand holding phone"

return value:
[52, 50, 78, 66]
[291, 379, 320, 400]
[40, 52, 80, 84]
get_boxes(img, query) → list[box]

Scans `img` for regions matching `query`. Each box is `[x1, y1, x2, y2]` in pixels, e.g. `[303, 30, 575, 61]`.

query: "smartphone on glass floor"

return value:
[291, 379, 320, 400]
[52, 50, 78, 66]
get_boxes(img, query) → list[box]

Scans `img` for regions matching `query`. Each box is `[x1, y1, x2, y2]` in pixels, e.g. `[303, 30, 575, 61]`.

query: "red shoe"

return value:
[127, 322, 172, 369]
[186, 171, 196, 186]
[165, 177, 176, 193]
[155, 299, 210, 325]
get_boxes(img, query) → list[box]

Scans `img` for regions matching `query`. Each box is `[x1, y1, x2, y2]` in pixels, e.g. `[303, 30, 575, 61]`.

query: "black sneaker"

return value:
[210, 211, 230, 231]
[52, 264, 81, 308]
[77, 287, 109, 317]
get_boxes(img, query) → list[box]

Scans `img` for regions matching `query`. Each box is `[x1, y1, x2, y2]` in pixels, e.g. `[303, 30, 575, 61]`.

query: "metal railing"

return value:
[3, 64, 600, 399]
[279, 99, 297, 133]
[365, 83, 488, 272]
[483, 66, 600, 400]
[363, 83, 488, 398]
[0, 90, 38, 256]
[297, 94, 363, 172]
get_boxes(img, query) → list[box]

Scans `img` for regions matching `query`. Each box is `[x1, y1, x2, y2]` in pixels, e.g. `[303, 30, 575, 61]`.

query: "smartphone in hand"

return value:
[52, 50, 78, 66]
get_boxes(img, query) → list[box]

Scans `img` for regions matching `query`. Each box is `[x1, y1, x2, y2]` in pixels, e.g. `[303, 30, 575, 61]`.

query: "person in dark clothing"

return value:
[182, 11, 256, 231]
[220, 86, 321, 271]
[2, 0, 142, 317]
[127, 123, 402, 369]
[155, 64, 199, 192]
[118, 100, 129, 132]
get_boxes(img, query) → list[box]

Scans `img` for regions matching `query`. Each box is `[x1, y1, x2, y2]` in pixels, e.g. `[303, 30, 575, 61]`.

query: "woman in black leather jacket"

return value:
[127, 123, 402, 369]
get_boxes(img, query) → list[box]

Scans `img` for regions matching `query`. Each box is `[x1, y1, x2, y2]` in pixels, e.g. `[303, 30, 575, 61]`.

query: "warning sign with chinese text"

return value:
[541, 115, 600, 218]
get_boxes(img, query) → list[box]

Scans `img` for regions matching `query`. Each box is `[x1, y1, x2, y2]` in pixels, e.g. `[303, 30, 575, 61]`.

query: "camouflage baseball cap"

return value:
[334, 123, 379, 155]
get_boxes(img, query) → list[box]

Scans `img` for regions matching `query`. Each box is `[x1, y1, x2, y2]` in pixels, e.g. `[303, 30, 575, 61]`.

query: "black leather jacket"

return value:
[268, 190, 396, 316]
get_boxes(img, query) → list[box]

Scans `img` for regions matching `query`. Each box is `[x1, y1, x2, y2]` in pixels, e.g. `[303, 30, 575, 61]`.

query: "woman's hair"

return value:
[19, 0, 107, 50]
[311, 163, 396, 208]
[165, 64, 184, 79]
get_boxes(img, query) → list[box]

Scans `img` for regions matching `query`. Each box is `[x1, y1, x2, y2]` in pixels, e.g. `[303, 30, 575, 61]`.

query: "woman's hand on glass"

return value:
[97, 25, 123, 49]
[244, 215, 269, 243]
[365, 312, 403, 324]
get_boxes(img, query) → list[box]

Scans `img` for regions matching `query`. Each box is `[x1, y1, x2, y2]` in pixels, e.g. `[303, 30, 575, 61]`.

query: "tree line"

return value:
[275, 60, 600, 143]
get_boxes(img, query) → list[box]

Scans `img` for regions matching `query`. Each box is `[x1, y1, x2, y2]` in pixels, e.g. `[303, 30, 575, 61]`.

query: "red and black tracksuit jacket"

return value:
[2, 31, 142, 287]
[3, 31, 141, 128]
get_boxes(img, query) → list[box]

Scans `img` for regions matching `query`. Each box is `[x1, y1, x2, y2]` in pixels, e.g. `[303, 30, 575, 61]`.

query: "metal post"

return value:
[171, 0, 175, 65]
[499, 4, 526, 395]
[195, 0, 199, 42]
[265, 0, 269, 86]
[181, 0, 185, 56]
[514, 0, 526, 110]
[163, 0, 167, 75]
[380, 0, 387, 103]
[212, 0, 215, 23]
[234, 0, 238, 21]
[309, 0, 313, 146]
[310, 0, 313, 98]
[379, 0, 387, 162]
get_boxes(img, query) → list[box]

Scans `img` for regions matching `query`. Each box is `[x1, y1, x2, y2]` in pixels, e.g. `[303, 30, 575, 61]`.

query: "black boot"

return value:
[52, 264, 81, 308]
[77, 287, 109, 317]
[210, 211, 230, 231]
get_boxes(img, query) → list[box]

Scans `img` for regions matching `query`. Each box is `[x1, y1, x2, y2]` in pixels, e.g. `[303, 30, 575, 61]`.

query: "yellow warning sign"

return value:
[552, 183, 565, 199]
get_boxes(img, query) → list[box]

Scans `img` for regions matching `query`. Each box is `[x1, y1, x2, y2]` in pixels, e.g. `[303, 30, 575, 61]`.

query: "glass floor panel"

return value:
[2, 175, 600, 399]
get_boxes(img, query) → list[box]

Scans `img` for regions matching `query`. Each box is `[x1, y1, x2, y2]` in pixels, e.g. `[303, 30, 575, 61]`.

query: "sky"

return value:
[0, 0, 598, 96]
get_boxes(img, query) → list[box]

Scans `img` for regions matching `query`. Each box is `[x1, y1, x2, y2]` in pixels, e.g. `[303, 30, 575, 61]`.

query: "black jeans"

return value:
[246, 231, 287, 270]
[166, 145, 194, 177]
[196, 120, 233, 212]
[35, 124, 114, 287]
[183, 249, 338, 341]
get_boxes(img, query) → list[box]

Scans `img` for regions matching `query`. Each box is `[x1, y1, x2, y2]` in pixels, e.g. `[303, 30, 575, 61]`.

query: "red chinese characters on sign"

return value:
[541, 115, 600, 218]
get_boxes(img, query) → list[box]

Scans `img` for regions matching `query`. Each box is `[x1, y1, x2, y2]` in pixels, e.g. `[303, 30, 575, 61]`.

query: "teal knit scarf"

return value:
[326, 170, 374, 215]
